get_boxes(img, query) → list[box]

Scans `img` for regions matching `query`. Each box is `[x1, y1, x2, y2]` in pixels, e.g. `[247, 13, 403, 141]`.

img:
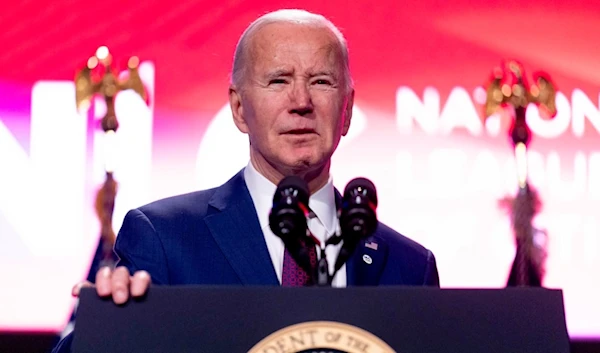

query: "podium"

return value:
[72, 286, 569, 353]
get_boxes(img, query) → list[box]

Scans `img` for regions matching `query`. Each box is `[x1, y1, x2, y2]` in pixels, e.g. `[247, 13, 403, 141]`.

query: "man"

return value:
[53, 8, 439, 353]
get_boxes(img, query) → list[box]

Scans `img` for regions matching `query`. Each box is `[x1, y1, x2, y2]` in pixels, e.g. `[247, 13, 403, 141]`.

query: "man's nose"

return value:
[289, 82, 313, 116]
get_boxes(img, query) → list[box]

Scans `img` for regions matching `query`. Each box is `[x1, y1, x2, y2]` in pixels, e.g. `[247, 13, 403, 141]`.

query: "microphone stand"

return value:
[313, 232, 361, 287]
[316, 248, 330, 287]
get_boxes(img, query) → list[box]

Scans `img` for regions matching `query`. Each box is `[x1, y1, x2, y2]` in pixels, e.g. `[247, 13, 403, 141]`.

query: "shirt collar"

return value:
[243, 160, 338, 235]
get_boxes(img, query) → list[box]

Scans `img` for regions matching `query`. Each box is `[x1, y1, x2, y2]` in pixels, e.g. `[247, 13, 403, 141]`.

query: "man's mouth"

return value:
[285, 129, 316, 135]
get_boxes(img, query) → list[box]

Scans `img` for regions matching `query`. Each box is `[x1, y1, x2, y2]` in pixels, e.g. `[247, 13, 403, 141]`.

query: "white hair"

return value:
[231, 9, 353, 91]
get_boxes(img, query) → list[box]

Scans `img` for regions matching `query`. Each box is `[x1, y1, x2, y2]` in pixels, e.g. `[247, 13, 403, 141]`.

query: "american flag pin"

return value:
[365, 241, 378, 250]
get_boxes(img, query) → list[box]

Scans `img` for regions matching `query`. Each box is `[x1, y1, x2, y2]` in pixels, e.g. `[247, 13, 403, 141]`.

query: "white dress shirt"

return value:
[244, 161, 347, 287]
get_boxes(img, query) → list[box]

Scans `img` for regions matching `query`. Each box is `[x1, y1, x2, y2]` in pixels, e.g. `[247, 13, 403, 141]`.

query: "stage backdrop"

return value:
[0, 0, 598, 338]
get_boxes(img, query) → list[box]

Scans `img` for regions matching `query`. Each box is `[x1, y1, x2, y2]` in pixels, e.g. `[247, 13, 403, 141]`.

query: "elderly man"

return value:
[52, 8, 439, 353]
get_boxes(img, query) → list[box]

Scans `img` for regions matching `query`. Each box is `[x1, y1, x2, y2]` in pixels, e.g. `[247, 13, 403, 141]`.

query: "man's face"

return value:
[230, 22, 354, 177]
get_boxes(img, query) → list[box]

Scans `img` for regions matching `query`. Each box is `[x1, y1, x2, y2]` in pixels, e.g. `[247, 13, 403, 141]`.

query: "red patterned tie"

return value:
[281, 240, 318, 286]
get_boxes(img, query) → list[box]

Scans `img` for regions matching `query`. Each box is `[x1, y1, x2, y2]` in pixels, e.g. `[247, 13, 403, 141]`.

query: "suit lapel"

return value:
[204, 170, 279, 285]
[334, 190, 389, 286]
[203, 176, 389, 286]
[346, 235, 389, 286]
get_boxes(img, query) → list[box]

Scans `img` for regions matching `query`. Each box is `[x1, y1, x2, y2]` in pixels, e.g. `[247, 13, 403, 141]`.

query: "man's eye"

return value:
[314, 79, 332, 85]
[269, 79, 287, 84]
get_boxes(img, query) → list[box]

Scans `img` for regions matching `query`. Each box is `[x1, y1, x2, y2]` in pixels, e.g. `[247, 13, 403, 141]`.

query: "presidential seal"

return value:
[247, 321, 396, 353]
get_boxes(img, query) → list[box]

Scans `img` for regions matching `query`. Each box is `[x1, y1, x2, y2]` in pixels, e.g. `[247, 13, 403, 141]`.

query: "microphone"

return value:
[269, 176, 310, 240]
[334, 177, 378, 273]
[339, 177, 378, 238]
[269, 176, 316, 281]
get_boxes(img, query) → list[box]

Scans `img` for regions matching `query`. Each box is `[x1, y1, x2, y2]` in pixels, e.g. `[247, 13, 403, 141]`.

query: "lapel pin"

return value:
[362, 254, 373, 264]
[365, 241, 378, 250]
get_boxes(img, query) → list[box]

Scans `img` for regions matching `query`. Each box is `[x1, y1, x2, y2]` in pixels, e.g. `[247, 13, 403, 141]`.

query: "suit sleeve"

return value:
[49, 209, 170, 353]
[51, 331, 74, 353]
[423, 250, 440, 286]
[114, 208, 170, 284]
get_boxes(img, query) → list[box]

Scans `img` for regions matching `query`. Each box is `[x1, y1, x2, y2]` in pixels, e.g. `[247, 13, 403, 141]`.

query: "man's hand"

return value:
[71, 266, 151, 305]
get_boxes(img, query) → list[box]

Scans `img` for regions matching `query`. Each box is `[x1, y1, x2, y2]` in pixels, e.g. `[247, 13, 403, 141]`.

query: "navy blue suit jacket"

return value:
[115, 169, 439, 286]
[52, 170, 438, 352]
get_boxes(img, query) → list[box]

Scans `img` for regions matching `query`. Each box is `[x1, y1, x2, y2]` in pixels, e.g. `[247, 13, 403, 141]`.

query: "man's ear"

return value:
[229, 85, 249, 133]
[342, 88, 354, 136]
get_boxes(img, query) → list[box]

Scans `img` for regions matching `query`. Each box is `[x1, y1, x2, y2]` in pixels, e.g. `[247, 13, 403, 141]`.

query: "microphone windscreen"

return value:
[274, 176, 309, 204]
[343, 177, 377, 207]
